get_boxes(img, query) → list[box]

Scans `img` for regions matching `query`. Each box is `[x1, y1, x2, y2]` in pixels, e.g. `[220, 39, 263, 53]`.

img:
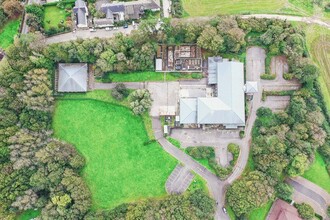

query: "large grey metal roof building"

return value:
[180, 58, 245, 128]
[57, 63, 88, 92]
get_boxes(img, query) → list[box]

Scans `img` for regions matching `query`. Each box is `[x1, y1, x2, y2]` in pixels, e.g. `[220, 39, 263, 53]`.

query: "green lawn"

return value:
[305, 24, 330, 115]
[188, 174, 209, 194]
[182, 0, 286, 16]
[181, 0, 330, 17]
[16, 209, 40, 220]
[0, 20, 20, 49]
[43, 5, 69, 31]
[303, 152, 330, 193]
[248, 200, 273, 220]
[227, 205, 236, 220]
[100, 71, 203, 82]
[53, 92, 177, 209]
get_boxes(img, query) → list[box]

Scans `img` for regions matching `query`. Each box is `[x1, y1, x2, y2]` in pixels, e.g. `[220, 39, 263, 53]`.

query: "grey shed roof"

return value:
[73, 0, 88, 26]
[58, 63, 88, 92]
[244, 81, 258, 93]
[180, 98, 197, 124]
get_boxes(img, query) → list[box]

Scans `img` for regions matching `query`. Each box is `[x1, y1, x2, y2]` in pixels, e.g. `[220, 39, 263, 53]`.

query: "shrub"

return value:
[260, 73, 276, 80]
[327, 205, 330, 217]
[185, 147, 214, 160]
[191, 73, 203, 79]
[275, 182, 293, 201]
[325, 3, 330, 12]
[239, 130, 245, 139]
[296, 203, 315, 220]
[228, 143, 240, 165]
[128, 89, 152, 115]
[112, 83, 128, 101]
[283, 73, 294, 80]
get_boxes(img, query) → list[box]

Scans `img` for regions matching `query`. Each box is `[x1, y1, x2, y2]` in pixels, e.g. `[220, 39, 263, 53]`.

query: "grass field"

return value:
[17, 209, 40, 220]
[43, 5, 69, 31]
[181, 0, 330, 17]
[100, 72, 203, 83]
[248, 200, 273, 220]
[53, 92, 177, 209]
[188, 174, 209, 194]
[305, 24, 330, 115]
[182, 0, 286, 16]
[0, 20, 20, 49]
[303, 152, 330, 193]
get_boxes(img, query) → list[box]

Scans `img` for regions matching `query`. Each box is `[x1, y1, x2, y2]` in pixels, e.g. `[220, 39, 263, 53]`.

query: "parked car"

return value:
[89, 28, 96, 32]
[113, 27, 119, 30]
[105, 27, 111, 31]
[222, 207, 227, 214]
[123, 23, 128, 29]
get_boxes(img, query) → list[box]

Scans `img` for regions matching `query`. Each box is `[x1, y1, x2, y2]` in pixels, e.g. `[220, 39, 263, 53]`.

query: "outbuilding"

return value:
[57, 63, 88, 92]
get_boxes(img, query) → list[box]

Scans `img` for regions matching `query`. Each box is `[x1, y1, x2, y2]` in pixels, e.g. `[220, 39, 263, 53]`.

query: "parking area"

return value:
[246, 47, 266, 81]
[262, 96, 291, 112]
[165, 164, 194, 194]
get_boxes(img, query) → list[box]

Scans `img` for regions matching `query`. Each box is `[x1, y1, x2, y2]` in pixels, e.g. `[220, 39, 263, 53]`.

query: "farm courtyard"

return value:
[53, 93, 177, 209]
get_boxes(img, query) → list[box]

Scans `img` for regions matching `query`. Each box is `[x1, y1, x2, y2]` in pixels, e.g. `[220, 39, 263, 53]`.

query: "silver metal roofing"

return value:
[180, 98, 197, 124]
[58, 63, 88, 92]
[180, 58, 245, 128]
[156, 59, 162, 71]
[244, 81, 258, 93]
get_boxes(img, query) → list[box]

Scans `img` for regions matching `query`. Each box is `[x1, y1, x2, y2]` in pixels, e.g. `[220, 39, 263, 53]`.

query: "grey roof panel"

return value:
[180, 98, 197, 124]
[58, 63, 88, 92]
[74, 0, 88, 26]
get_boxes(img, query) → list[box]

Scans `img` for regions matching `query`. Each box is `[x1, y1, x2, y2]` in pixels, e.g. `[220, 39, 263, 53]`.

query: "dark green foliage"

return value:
[0, 34, 91, 219]
[260, 73, 276, 80]
[296, 203, 315, 220]
[228, 143, 240, 165]
[0, 8, 7, 29]
[327, 206, 330, 217]
[111, 83, 129, 101]
[25, 4, 44, 31]
[129, 89, 152, 115]
[226, 171, 275, 217]
[171, 0, 184, 18]
[275, 182, 293, 201]
[185, 146, 214, 160]
[186, 145, 240, 179]
[85, 189, 215, 220]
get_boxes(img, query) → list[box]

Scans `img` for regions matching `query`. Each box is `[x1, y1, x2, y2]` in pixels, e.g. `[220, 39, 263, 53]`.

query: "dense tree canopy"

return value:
[226, 171, 275, 217]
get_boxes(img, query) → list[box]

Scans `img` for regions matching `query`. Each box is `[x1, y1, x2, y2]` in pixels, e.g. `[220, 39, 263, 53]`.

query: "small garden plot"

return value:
[53, 93, 177, 209]
[0, 19, 20, 49]
[100, 71, 203, 83]
[43, 4, 72, 34]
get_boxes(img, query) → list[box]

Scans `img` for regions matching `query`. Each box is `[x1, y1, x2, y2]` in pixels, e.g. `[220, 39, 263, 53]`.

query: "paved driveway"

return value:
[46, 26, 134, 44]
[287, 177, 330, 219]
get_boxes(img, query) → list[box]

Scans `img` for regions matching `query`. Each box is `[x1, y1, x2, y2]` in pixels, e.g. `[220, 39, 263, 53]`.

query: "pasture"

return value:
[53, 92, 177, 209]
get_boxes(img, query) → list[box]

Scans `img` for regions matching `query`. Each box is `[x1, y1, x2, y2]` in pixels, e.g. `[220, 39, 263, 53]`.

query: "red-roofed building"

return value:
[266, 199, 302, 220]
